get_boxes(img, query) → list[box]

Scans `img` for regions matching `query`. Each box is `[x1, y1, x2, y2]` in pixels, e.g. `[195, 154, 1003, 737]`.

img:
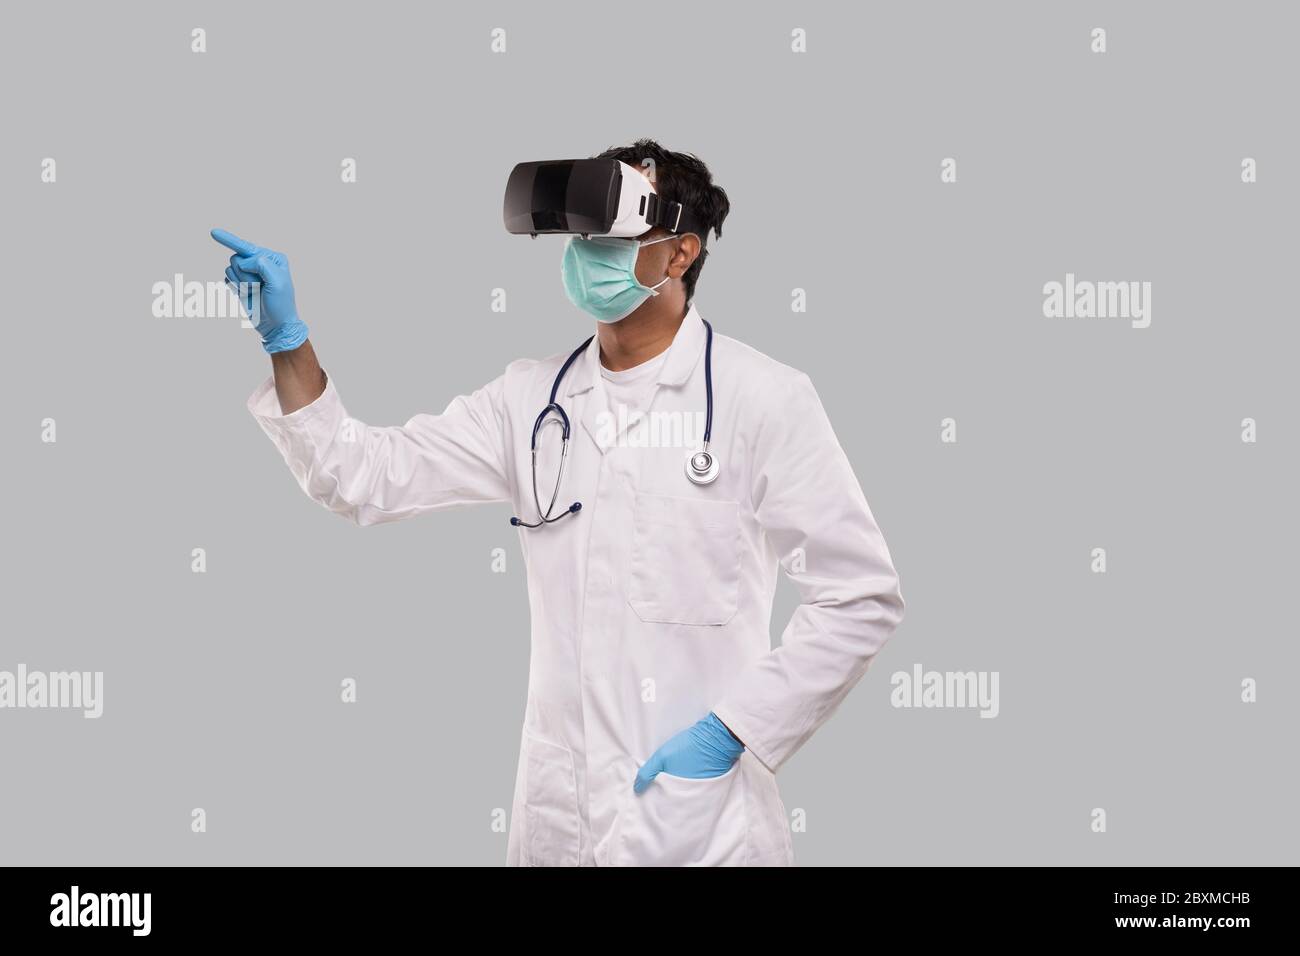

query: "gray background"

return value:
[2, 0, 1295, 866]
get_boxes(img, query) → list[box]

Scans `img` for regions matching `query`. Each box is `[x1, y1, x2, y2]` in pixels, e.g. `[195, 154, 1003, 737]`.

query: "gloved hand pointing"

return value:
[633, 713, 744, 794]
[211, 228, 309, 354]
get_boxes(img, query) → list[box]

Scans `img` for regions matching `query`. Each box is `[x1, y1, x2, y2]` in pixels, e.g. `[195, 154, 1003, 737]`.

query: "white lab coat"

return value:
[248, 304, 904, 866]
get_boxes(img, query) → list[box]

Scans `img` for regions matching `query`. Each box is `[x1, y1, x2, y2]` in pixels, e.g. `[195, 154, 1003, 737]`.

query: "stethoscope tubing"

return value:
[512, 319, 715, 528]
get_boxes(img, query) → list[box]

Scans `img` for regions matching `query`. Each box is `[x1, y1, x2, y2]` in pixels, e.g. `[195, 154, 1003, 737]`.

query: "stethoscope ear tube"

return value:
[511, 499, 581, 527]
[511, 338, 591, 527]
[532, 430, 571, 521]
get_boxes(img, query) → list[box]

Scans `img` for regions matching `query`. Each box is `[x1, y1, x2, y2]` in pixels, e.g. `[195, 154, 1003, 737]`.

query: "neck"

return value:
[598, 295, 689, 372]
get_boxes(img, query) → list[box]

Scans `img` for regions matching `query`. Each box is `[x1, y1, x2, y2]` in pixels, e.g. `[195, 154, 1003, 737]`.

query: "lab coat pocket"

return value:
[614, 762, 748, 867]
[520, 732, 581, 867]
[628, 492, 741, 626]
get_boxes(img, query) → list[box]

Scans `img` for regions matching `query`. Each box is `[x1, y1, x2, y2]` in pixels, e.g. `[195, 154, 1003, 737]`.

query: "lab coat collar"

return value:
[565, 302, 708, 399]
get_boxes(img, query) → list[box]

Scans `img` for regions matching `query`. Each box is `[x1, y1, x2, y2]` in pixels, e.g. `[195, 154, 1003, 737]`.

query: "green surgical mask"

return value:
[561, 234, 677, 323]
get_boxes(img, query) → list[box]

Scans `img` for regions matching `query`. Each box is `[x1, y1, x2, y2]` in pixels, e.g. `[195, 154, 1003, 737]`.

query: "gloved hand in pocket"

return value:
[211, 227, 309, 353]
[633, 713, 744, 794]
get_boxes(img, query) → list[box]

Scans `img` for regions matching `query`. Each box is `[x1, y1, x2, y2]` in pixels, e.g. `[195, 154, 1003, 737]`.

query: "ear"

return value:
[667, 233, 702, 279]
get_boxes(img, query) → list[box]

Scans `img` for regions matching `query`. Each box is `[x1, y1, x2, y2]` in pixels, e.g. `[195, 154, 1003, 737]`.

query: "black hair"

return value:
[595, 139, 730, 302]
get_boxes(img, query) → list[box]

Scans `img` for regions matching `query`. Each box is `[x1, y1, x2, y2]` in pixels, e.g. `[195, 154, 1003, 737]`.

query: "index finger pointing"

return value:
[210, 228, 260, 256]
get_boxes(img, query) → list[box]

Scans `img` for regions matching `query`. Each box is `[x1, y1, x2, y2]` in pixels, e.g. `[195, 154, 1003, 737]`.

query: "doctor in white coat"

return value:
[217, 140, 904, 866]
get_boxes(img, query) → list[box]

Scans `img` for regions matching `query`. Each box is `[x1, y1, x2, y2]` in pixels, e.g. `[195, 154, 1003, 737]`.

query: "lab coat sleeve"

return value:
[247, 370, 511, 526]
[712, 371, 904, 773]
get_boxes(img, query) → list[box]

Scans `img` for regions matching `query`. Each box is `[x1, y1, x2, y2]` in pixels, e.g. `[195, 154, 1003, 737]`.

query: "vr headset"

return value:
[503, 158, 709, 242]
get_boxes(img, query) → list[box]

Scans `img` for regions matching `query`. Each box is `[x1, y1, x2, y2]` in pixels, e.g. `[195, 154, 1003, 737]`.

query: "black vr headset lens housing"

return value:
[503, 158, 705, 240]
[504, 159, 621, 236]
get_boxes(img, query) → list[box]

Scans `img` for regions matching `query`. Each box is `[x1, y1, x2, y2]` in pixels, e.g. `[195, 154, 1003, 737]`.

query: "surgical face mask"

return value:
[561, 234, 677, 323]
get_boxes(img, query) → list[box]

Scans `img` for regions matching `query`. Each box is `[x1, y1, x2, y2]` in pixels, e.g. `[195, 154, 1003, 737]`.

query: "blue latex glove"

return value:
[211, 228, 309, 353]
[633, 713, 744, 794]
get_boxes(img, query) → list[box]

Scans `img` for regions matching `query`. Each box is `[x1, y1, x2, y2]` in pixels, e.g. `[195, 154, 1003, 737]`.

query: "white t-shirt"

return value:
[600, 349, 669, 416]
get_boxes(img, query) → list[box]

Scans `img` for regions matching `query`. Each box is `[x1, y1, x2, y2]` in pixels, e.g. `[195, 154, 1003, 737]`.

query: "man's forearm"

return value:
[271, 339, 327, 414]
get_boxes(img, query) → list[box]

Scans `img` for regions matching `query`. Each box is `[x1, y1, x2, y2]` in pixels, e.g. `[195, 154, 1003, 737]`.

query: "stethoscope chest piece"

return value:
[685, 449, 720, 485]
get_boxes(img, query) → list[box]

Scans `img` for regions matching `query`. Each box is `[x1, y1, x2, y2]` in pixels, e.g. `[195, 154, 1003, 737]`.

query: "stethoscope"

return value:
[511, 319, 718, 529]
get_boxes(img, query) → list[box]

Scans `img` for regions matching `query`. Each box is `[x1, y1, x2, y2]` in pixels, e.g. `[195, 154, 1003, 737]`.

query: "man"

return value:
[215, 139, 904, 866]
